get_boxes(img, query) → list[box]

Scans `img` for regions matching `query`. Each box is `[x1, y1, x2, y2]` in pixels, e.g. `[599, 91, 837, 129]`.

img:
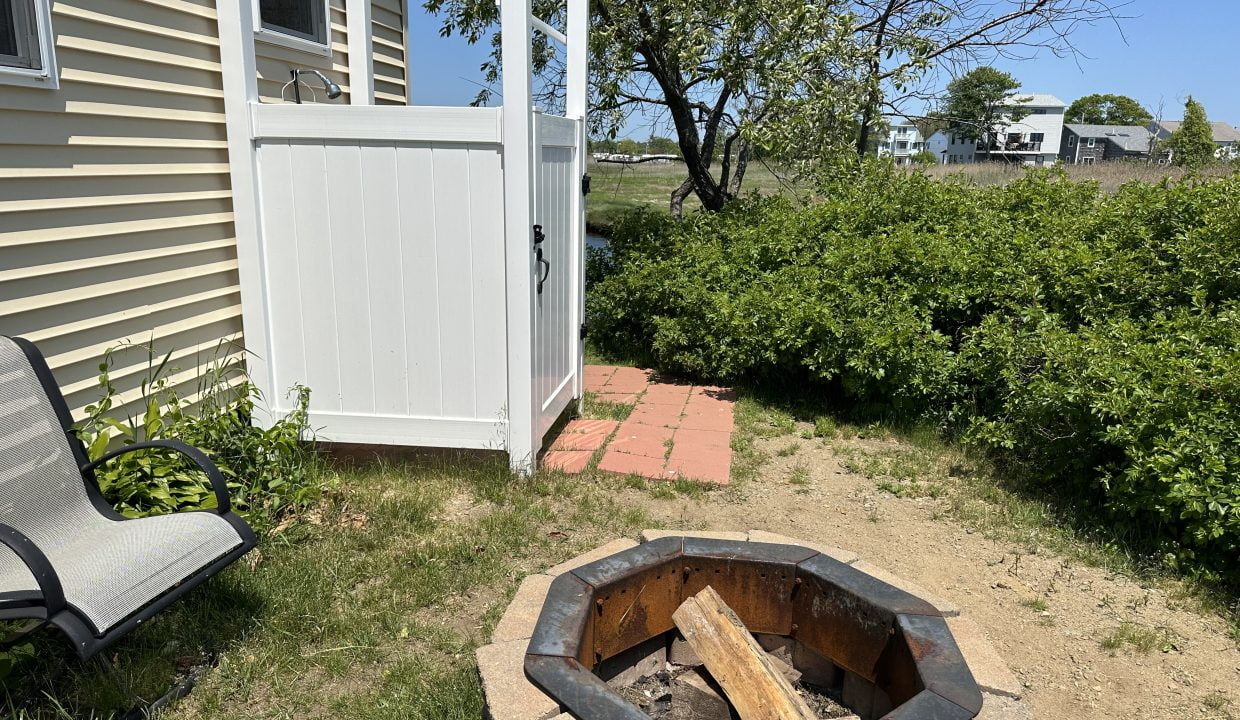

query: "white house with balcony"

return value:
[876, 119, 926, 164]
[925, 94, 1066, 166]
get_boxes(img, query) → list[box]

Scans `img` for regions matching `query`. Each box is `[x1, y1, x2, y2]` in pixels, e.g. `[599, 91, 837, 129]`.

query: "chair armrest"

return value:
[81, 439, 233, 515]
[0, 524, 65, 616]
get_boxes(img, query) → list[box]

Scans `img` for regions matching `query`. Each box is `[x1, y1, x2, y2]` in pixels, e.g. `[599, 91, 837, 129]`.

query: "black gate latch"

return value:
[581, 174, 591, 195]
[533, 225, 550, 295]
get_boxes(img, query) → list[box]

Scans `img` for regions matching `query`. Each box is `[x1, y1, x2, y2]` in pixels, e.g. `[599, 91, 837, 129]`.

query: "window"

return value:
[896, 127, 908, 135]
[1030, 133, 1044, 143]
[0, 0, 56, 88]
[1068, 135, 1077, 146]
[896, 141, 908, 150]
[1082, 156, 1095, 165]
[1086, 137, 1096, 147]
[1031, 108, 1046, 114]
[257, 0, 329, 52]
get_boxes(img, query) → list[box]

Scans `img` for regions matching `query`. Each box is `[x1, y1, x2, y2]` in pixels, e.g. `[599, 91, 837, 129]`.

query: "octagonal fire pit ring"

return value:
[524, 536, 983, 719]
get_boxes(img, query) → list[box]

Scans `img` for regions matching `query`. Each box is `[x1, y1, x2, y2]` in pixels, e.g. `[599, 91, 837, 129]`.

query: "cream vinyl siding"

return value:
[255, 0, 352, 103]
[372, 0, 406, 105]
[0, 0, 243, 417]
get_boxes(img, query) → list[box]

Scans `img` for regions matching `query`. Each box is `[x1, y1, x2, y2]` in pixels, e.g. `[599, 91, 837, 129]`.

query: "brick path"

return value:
[542, 365, 735, 484]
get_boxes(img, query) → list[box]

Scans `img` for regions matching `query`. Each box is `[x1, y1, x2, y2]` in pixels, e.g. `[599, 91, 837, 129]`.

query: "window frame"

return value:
[1086, 137, 1096, 148]
[253, 0, 333, 57]
[0, 0, 59, 90]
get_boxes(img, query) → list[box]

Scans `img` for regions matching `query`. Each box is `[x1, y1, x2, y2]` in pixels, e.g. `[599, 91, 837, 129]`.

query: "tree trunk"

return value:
[670, 177, 695, 220]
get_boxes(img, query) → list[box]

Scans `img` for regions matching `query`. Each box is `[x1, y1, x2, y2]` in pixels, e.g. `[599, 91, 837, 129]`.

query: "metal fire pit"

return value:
[524, 536, 983, 719]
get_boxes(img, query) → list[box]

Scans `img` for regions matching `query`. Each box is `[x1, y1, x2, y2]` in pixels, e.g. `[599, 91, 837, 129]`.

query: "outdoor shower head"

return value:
[294, 69, 342, 100]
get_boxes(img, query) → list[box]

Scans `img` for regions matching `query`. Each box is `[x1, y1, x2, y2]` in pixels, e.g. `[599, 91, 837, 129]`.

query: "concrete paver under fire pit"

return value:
[542, 366, 735, 484]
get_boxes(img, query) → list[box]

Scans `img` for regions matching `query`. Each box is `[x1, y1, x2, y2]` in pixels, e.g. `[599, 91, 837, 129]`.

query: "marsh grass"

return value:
[917, 161, 1234, 192]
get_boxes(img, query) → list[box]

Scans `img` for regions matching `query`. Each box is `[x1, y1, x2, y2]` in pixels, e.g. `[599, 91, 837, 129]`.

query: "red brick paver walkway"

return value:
[544, 365, 735, 484]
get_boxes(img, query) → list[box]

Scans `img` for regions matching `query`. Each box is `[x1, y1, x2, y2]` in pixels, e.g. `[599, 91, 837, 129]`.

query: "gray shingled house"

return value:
[1059, 124, 1164, 164]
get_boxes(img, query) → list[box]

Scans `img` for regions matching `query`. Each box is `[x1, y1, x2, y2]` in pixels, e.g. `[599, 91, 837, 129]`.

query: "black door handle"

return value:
[536, 248, 551, 294]
[534, 225, 550, 294]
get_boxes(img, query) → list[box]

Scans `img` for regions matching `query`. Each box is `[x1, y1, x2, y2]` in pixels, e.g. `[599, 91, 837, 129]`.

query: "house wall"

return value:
[371, 0, 407, 105]
[1060, 132, 1105, 164]
[1, 0, 243, 417]
[255, 0, 350, 103]
[926, 131, 976, 164]
[1001, 107, 1065, 157]
[254, 0, 407, 105]
[1, 0, 409, 419]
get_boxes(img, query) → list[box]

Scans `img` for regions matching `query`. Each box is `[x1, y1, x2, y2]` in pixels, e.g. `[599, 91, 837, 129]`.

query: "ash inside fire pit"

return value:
[620, 665, 855, 720]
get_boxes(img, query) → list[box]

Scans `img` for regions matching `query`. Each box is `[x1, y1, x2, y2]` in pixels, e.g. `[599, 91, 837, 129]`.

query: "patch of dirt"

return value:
[432, 491, 494, 524]
[620, 431, 1240, 720]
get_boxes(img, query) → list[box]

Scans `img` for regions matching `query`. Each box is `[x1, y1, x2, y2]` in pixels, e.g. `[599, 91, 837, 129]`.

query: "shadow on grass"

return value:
[2, 577, 265, 720]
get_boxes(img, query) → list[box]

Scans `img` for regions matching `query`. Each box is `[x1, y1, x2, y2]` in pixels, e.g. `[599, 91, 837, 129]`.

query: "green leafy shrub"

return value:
[587, 164, 1240, 581]
[74, 343, 326, 533]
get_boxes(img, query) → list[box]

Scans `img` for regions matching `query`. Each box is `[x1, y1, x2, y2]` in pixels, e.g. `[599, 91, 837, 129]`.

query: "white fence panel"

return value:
[251, 105, 509, 448]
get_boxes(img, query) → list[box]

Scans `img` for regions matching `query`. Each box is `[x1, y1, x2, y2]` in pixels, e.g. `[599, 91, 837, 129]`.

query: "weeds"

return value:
[1100, 622, 1176, 655]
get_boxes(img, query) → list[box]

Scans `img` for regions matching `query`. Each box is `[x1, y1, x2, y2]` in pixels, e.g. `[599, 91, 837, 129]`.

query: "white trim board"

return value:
[250, 104, 503, 143]
[306, 412, 509, 449]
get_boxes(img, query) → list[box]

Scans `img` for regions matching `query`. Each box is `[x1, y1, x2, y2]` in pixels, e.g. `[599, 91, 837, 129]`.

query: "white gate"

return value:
[532, 114, 583, 441]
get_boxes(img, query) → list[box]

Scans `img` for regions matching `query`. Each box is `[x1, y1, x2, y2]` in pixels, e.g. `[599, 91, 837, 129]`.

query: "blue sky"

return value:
[406, 1, 1240, 136]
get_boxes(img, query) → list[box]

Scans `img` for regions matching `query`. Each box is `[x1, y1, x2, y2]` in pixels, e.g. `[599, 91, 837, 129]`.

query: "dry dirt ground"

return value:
[613, 428, 1240, 720]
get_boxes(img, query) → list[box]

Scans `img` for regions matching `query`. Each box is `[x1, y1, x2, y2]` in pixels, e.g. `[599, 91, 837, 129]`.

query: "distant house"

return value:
[924, 94, 1066, 166]
[925, 130, 975, 165]
[1148, 120, 1240, 160]
[876, 119, 927, 165]
[1060, 124, 1163, 164]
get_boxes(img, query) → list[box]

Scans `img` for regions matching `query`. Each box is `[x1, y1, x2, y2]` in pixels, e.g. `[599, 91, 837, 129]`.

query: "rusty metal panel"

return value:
[587, 560, 682, 661]
[569, 536, 683, 588]
[896, 614, 983, 715]
[874, 689, 976, 719]
[524, 654, 649, 720]
[527, 572, 595, 666]
[793, 554, 902, 680]
[569, 538, 684, 662]
[681, 538, 816, 634]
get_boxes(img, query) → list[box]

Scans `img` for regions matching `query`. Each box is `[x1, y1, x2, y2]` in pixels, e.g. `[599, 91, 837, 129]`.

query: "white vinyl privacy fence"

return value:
[218, 0, 587, 471]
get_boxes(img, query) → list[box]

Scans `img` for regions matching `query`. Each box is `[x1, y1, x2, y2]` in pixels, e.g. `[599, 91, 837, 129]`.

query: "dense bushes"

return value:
[587, 166, 1240, 581]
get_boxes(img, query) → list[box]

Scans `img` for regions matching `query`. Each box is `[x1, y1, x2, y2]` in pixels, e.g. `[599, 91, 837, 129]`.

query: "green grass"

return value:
[2, 457, 653, 719]
[586, 160, 802, 230]
[1100, 622, 1177, 655]
[582, 391, 633, 421]
[1020, 597, 1049, 613]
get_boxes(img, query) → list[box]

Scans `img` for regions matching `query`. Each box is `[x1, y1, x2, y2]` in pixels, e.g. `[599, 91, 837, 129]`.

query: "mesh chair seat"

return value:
[0, 546, 38, 595]
[0, 335, 256, 657]
[0, 511, 242, 632]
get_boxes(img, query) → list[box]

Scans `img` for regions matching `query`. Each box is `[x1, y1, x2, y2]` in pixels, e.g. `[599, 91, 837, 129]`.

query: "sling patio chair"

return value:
[0, 335, 256, 659]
